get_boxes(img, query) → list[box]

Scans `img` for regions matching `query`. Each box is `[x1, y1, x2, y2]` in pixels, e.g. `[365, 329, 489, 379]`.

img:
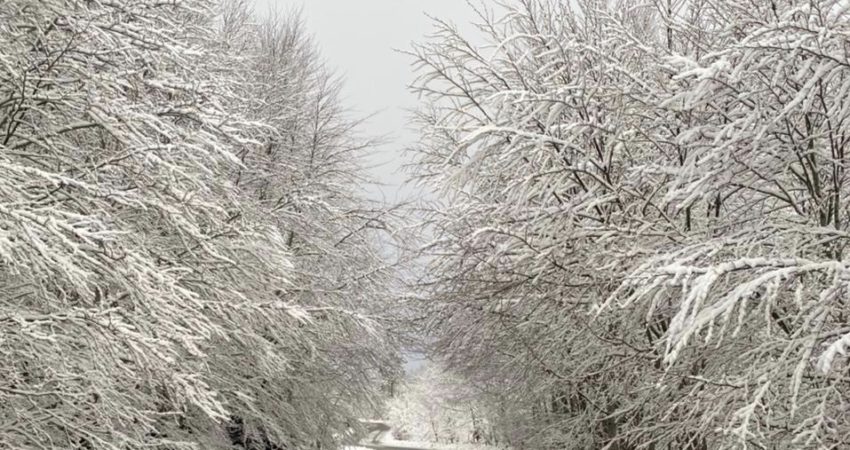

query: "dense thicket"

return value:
[410, 0, 850, 448]
[0, 1, 399, 449]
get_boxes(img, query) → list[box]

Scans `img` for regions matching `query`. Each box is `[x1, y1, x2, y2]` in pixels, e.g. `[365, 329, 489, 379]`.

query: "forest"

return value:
[2, 0, 850, 449]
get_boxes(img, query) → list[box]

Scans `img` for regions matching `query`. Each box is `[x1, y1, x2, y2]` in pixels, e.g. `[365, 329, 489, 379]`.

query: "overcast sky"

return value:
[251, 0, 479, 202]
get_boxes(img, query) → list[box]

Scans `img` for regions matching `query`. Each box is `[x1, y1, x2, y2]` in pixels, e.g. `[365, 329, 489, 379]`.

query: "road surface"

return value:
[353, 420, 437, 450]
[357, 444, 430, 450]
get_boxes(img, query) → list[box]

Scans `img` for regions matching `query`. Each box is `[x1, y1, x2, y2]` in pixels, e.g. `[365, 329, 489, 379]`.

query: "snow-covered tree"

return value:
[410, 0, 850, 448]
[208, 4, 404, 447]
[0, 1, 400, 449]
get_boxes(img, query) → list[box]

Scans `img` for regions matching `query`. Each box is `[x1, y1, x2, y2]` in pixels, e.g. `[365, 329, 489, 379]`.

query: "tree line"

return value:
[0, 0, 401, 448]
[409, 0, 850, 448]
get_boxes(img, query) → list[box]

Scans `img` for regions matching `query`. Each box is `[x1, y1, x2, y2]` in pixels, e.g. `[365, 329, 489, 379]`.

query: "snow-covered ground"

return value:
[345, 443, 506, 450]
[345, 421, 506, 450]
[345, 433, 507, 450]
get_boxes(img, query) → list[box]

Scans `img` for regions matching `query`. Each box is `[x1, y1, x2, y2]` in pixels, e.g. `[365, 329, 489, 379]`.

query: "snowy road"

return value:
[350, 420, 474, 450]
[355, 444, 430, 450]
[350, 443, 499, 450]
[348, 439, 502, 450]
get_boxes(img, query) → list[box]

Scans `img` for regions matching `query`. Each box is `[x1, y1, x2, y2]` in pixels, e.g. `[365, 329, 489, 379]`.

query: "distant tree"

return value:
[386, 363, 490, 445]
[209, 3, 405, 447]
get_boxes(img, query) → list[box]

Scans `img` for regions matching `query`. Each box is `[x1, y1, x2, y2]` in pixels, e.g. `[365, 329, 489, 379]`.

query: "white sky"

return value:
[252, 0, 480, 202]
